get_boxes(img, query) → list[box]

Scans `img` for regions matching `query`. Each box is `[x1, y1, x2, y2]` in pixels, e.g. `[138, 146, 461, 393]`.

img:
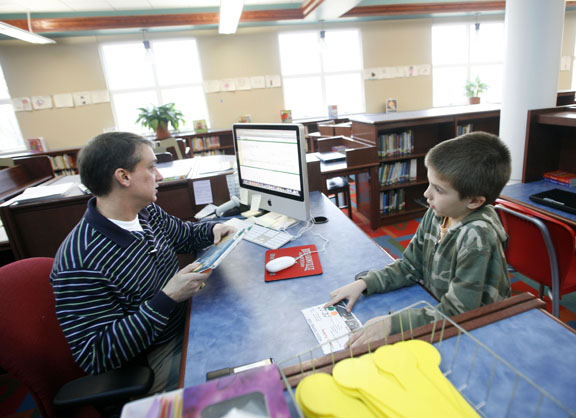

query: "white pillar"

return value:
[499, 0, 565, 182]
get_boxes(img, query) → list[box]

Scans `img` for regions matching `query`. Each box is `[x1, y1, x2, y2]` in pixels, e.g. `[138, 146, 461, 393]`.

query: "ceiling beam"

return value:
[1, 9, 304, 33]
[302, 0, 364, 20]
[1, 1, 576, 34]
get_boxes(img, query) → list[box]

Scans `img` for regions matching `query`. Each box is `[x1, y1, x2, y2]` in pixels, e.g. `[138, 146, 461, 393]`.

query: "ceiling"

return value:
[0, 1, 574, 38]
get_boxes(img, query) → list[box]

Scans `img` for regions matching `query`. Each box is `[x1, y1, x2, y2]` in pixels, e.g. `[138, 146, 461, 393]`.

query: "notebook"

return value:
[317, 151, 346, 163]
[529, 188, 576, 215]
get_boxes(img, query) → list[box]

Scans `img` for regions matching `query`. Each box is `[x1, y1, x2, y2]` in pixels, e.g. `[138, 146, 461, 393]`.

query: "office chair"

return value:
[494, 199, 576, 318]
[0, 257, 154, 418]
[326, 176, 353, 219]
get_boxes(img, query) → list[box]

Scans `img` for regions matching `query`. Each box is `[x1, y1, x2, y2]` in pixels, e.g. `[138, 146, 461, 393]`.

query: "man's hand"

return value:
[346, 315, 391, 349]
[324, 280, 367, 312]
[212, 223, 237, 244]
[162, 262, 212, 303]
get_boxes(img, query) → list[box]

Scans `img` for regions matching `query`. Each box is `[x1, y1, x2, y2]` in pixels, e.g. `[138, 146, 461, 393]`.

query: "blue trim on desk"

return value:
[501, 180, 576, 223]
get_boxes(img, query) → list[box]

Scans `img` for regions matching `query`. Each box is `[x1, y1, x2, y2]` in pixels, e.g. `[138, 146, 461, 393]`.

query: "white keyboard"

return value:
[225, 218, 293, 250]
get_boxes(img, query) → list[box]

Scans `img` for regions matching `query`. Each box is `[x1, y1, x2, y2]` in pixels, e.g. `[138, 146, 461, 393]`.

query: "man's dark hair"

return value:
[425, 131, 511, 206]
[78, 132, 153, 197]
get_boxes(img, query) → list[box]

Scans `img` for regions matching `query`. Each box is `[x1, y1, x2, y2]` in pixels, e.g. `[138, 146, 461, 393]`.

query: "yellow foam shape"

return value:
[296, 372, 376, 418]
[400, 340, 479, 417]
[334, 353, 427, 417]
[374, 344, 463, 417]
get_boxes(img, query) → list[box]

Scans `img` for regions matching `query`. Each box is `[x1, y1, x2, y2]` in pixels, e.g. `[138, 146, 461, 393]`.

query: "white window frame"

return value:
[0, 64, 26, 155]
[432, 21, 504, 107]
[99, 37, 209, 134]
[278, 29, 365, 120]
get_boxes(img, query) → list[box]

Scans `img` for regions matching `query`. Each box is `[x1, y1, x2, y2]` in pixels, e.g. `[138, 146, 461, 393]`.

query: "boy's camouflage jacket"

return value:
[359, 205, 511, 335]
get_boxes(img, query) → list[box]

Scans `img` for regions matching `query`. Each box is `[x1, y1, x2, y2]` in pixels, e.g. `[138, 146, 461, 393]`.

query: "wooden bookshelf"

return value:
[8, 148, 80, 176]
[523, 105, 576, 182]
[176, 129, 234, 157]
[350, 104, 500, 227]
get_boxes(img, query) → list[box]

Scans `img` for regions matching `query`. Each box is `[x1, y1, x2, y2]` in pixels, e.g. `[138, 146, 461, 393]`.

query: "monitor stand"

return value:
[254, 212, 298, 230]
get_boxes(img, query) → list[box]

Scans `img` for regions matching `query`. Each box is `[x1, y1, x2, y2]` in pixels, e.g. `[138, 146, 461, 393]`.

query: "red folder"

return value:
[264, 245, 323, 282]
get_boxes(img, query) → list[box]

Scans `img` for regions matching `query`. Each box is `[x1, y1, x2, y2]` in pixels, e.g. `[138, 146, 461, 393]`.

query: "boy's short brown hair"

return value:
[425, 131, 511, 205]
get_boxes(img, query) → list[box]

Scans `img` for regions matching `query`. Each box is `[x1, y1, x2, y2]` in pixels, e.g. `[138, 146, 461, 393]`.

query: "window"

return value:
[432, 22, 504, 107]
[278, 29, 365, 120]
[0, 65, 25, 154]
[100, 38, 209, 134]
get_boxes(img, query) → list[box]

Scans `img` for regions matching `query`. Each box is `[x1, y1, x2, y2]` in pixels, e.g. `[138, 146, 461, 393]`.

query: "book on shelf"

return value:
[379, 159, 417, 186]
[457, 123, 473, 136]
[543, 170, 576, 187]
[380, 188, 406, 214]
[378, 130, 414, 157]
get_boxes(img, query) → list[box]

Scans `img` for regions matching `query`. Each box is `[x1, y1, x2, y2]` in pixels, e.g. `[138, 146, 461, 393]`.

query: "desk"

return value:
[183, 192, 435, 387]
[183, 192, 576, 415]
[501, 180, 576, 228]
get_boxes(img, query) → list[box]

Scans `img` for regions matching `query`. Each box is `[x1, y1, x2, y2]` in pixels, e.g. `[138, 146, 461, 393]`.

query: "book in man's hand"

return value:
[192, 229, 245, 273]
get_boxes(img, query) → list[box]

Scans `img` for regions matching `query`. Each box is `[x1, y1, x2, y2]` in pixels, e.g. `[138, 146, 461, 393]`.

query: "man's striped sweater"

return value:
[50, 198, 215, 375]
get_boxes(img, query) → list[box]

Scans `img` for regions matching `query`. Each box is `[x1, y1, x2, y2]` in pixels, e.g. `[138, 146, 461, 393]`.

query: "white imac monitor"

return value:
[232, 123, 311, 222]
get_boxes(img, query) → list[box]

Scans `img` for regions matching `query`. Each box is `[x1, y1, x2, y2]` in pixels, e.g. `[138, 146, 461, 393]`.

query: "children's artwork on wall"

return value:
[250, 76, 266, 89]
[204, 80, 221, 93]
[265, 75, 282, 88]
[53, 93, 74, 108]
[32, 95, 53, 110]
[12, 97, 32, 111]
[235, 77, 252, 90]
[73, 92, 92, 106]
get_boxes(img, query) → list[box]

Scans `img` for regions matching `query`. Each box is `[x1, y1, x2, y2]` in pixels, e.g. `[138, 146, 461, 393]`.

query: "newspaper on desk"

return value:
[302, 302, 362, 354]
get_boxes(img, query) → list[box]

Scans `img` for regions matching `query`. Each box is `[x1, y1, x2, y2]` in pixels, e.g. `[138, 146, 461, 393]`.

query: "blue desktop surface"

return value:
[183, 192, 435, 387]
[501, 180, 576, 225]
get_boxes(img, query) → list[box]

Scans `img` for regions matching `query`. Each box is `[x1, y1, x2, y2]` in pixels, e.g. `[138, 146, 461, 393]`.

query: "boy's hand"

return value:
[324, 280, 367, 312]
[162, 262, 212, 303]
[213, 223, 237, 244]
[345, 315, 391, 348]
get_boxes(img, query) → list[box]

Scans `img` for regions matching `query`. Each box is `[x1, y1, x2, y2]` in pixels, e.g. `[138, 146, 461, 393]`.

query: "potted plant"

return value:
[465, 76, 488, 104]
[136, 103, 185, 139]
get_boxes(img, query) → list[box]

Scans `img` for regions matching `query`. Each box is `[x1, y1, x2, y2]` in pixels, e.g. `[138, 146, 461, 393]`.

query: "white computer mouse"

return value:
[265, 256, 297, 273]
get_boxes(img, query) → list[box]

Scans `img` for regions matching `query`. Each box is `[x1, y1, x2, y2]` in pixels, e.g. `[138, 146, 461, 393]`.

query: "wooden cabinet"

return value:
[176, 129, 234, 157]
[523, 105, 576, 183]
[350, 104, 500, 226]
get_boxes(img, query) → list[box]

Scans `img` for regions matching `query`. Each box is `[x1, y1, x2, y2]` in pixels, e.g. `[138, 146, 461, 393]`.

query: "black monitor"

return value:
[232, 123, 310, 221]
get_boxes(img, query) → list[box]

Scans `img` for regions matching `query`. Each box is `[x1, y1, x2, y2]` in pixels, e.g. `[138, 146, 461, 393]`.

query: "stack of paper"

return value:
[11, 183, 76, 204]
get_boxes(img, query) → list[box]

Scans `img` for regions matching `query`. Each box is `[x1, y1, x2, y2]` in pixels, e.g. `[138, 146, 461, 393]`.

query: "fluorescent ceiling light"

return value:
[0, 20, 55, 44]
[219, 0, 244, 34]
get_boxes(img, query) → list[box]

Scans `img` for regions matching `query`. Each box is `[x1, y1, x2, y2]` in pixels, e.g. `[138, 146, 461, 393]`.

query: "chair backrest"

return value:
[494, 199, 576, 292]
[153, 138, 184, 160]
[0, 257, 87, 418]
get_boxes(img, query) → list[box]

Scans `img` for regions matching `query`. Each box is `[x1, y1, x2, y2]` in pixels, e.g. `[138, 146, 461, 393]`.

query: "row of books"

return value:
[379, 159, 417, 186]
[190, 135, 221, 152]
[456, 123, 473, 136]
[380, 189, 406, 214]
[48, 154, 77, 173]
[543, 170, 576, 187]
[378, 130, 414, 158]
[193, 149, 227, 156]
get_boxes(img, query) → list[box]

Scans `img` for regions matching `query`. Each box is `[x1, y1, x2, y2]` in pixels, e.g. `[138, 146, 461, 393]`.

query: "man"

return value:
[51, 132, 236, 392]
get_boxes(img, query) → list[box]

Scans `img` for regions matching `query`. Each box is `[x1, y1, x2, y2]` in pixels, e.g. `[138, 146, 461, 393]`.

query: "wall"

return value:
[0, 13, 574, 151]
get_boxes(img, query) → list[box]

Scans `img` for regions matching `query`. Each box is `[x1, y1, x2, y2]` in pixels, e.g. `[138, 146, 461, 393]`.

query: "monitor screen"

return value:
[232, 123, 310, 221]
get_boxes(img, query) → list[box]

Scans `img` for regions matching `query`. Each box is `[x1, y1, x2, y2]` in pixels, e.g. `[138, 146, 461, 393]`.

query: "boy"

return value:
[325, 131, 512, 348]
